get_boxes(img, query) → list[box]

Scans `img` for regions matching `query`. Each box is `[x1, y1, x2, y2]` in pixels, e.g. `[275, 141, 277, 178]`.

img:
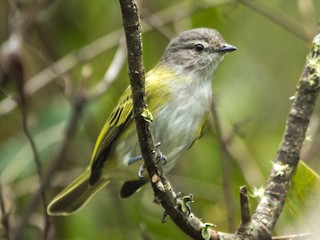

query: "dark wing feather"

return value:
[89, 87, 133, 185]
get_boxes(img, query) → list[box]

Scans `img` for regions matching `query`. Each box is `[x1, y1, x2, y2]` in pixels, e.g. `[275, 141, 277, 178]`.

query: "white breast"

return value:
[115, 74, 213, 179]
[151, 76, 212, 171]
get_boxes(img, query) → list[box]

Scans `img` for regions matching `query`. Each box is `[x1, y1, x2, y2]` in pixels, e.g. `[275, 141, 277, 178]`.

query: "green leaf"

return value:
[201, 223, 216, 240]
[286, 161, 320, 233]
[141, 108, 153, 122]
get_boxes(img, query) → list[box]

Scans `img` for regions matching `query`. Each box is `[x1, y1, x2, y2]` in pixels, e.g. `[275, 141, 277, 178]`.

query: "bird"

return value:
[47, 27, 236, 216]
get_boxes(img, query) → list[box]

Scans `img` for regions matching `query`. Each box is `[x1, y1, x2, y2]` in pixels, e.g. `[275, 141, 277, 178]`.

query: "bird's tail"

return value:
[47, 169, 109, 216]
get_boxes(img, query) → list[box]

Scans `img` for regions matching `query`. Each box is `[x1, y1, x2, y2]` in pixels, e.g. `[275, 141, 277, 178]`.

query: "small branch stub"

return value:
[239, 186, 251, 225]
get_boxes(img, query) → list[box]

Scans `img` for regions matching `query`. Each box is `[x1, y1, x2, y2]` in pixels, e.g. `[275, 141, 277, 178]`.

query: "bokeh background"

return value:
[0, 0, 319, 239]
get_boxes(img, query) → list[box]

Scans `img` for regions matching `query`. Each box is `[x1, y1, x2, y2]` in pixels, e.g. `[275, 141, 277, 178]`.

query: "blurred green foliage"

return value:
[0, 0, 320, 239]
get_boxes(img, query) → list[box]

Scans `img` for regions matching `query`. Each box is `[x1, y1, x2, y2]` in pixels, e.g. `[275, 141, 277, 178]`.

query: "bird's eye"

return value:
[193, 43, 205, 53]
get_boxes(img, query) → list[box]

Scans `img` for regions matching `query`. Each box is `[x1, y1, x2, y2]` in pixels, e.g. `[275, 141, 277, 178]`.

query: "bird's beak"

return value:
[217, 43, 237, 53]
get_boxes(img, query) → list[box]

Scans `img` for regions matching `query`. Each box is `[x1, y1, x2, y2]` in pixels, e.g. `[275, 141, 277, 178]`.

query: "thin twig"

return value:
[16, 105, 50, 240]
[0, 181, 10, 240]
[210, 99, 236, 231]
[3, 44, 51, 240]
[2, 1, 54, 238]
[3, 3, 52, 231]
[12, 93, 85, 240]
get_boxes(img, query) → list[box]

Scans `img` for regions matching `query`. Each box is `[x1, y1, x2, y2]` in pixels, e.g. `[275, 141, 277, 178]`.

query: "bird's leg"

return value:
[161, 210, 168, 223]
[155, 142, 167, 165]
[136, 142, 167, 178]
[138, 163, 145, 178]
[128, 155, 143, 165]
[127, 155, 145, 178]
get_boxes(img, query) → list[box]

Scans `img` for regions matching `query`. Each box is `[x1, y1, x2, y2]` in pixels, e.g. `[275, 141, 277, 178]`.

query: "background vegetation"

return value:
[0, 0, 319, 239]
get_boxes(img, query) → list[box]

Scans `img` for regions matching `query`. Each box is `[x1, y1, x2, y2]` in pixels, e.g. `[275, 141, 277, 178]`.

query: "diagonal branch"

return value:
[118, 0, 224, 239]
[237, 33, 320, 239]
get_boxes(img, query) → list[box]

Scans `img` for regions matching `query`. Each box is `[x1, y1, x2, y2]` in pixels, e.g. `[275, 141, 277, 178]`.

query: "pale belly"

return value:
[109, 91, 211, 181]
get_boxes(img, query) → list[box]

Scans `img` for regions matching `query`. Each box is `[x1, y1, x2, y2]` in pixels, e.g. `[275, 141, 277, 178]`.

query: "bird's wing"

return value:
[89, 86, 133, 185]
